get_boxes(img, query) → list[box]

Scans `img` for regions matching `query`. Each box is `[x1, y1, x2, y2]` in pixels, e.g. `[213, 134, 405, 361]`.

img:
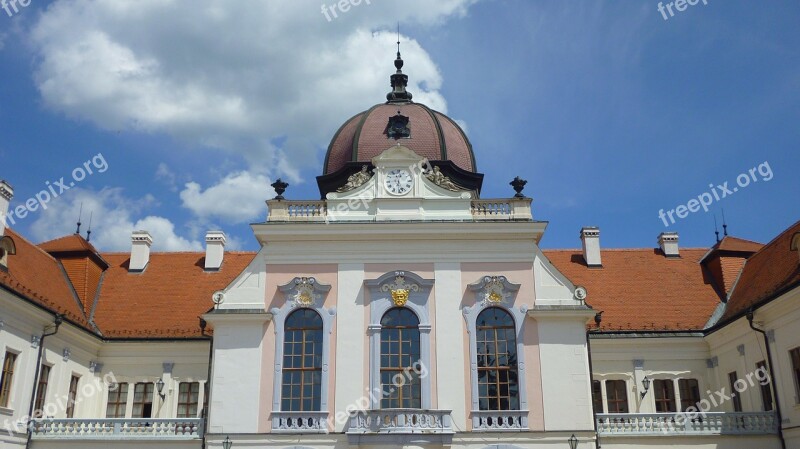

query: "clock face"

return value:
[384, 169, 413, 195]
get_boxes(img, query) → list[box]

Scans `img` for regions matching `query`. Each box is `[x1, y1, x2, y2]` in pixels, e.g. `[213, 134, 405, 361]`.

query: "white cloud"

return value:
[179, 171, 273, 223]
[27, 187, 201, 251]
[155, 163, 178, 192]
[29, 0, 480, 180]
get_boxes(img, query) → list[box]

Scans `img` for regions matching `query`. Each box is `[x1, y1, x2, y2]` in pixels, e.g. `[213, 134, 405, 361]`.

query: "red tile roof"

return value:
[1, 228, 255, 339]
[544, 248, 722, 331]
[720, 220, 800, 323]
[0, 229, 90, 327]
[92, 252, 255, 338]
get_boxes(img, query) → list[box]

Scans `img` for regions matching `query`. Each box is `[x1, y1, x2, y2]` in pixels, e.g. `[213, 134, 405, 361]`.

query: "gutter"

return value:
[200, 318, 213, 449]
[747, 309, 786, 449]
[25, 314, 63, 449]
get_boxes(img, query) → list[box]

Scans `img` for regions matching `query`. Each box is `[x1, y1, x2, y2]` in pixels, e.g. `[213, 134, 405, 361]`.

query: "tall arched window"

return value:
[380, 308, 421, 408]
[281, 309, 323, 411]
[476, 307, 519, 411]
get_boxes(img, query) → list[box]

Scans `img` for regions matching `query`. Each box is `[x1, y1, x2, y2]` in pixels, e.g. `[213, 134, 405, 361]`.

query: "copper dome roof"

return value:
[323, 103, 476, 175]
[322, 46, 476, 175]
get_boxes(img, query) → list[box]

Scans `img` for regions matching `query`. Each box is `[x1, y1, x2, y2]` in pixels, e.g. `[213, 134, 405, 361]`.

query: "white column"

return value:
[334, 264, 364, 432]
[434, 263, 466, 428]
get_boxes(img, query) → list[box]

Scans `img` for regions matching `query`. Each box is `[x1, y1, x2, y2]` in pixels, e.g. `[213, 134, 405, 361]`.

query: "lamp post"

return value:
[222, 436, 233, 449]
[156, 378, 166, 400]
[568, 434, 578, 449]
[641, 376, 651, 399]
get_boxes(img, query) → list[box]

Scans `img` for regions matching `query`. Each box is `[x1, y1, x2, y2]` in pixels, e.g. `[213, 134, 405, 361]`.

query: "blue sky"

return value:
[0, 0, 798, 252]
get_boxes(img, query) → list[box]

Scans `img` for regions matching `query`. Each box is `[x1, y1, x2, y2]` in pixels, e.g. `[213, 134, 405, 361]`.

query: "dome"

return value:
[322, 46, 477, 176]
[323, 103, 477, 175]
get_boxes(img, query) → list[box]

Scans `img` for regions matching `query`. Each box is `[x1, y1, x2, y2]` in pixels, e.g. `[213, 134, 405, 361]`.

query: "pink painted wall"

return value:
[460, 262, 545, 432]
[259, 264, 338, 432]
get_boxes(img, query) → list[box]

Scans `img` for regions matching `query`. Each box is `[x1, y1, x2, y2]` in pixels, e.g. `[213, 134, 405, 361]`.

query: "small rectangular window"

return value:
[791, 348, 800, 404]
[728, 372, 742, 412]
[106, 383, 128, 418]
[605, 380, 629, 413]
[654, 379, 676, 413]
[33, 365, 52, 417]
[132, 382, 154, 418]
[592, 380, 603, 413]
[678, 378, 701, 412]
[66, 375, 80, 418]
[756, 361, 773, 411]
[0, 351, 18, 408]
[177, 382, 200, 418]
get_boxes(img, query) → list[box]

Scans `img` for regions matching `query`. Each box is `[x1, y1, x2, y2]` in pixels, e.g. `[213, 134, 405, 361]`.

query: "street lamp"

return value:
[641, 376, 651, 398]
[156, 378, 165, 400]
[568, 434, 578, 449]
[222, 436, 233, 449]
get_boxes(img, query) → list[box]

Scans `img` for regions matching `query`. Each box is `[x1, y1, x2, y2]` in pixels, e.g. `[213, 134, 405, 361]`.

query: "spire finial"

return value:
[714, 215, 720, 243]
[722, 209, 729, 236]
[75, 202, 83, 234]
[86, 211, 93, 242]
[386, 25, 412, 103]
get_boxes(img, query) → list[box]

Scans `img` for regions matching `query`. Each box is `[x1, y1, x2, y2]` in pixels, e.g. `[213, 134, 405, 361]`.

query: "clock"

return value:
[384, 169, 413, 195]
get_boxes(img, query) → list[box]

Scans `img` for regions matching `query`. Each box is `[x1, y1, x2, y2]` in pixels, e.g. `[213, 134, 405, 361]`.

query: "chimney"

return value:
[580, 227, 602, 267]
[204, 231, 226, 271]
[129, 231, 153, 272]
[658, 232, 680, 257]
[0, 180, 13, 237]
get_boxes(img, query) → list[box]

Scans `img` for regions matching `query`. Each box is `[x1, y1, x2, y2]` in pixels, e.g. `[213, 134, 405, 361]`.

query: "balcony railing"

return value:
[30, 418, 203, 440]
[596, 412, 777, 436]
[346, 409, 453, 434]
[472, 410, 528, 431]
[271, 411, 328, 433]
[267, 198, 532, 222]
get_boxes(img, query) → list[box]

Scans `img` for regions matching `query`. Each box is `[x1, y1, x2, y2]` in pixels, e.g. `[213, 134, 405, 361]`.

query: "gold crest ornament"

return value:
[391, 289, 409, 306]
[381, 272, 419, 307]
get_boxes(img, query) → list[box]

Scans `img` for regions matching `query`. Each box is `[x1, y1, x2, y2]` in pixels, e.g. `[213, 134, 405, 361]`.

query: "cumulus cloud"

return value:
[29, 0, 479, 179]
[28, 188, 201, 251]
[179, 171, 273, 223]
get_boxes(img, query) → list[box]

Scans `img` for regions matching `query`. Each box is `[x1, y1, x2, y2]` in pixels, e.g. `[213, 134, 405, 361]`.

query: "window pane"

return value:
[654, 380, 676, 413]
[106, 383, 128, 418]
[0, 352, 18, 408]
[380, 308, 422, 409]
[679, 379, 700, 412]
[606, 380, 629, 413]
[475, 308, 519, 411]
[756, 361, 774, 411]
[177, 382, 200, 418]
[33, 365, 52, 417]
[728, 372, 742, 412]
[66, 375, 80, 418]
[791, 348, 800, 404]
[281, 309, 323, 411]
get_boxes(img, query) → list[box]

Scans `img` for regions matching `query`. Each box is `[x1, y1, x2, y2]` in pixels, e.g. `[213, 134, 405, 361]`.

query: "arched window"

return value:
[476, 307, 519, 411]
[380, 308, 421, 408]
[281, 309, 323, 411]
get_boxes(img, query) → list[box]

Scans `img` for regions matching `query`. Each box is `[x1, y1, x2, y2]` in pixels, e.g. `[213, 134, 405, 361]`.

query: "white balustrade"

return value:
[30, 418, 203, 439]
[596, 412, 777, 436]
[271, 412, 328, 433]
[346, 409, 453, 434]
[472, 410, 529, 431]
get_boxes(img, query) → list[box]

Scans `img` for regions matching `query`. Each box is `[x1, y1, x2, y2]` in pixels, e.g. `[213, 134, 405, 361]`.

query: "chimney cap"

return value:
[205, 230, 227, 244]
[0, 180, 13, 200]
[131, 230, 153, 243]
